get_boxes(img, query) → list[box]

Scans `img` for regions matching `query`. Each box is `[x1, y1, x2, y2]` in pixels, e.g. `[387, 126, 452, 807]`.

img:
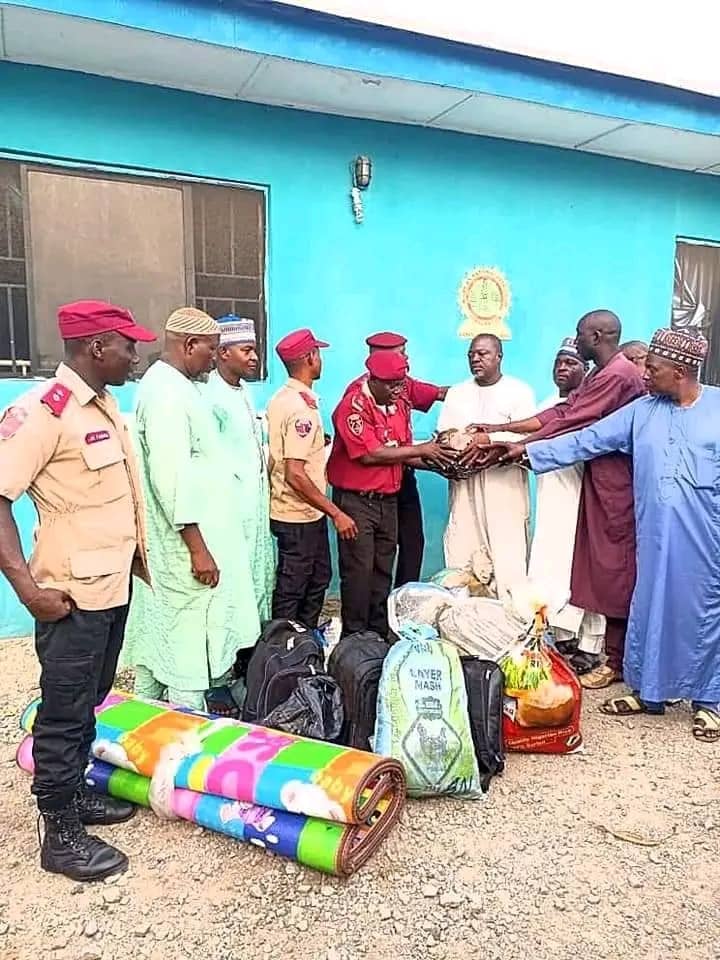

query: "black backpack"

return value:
[243, 620, 325, 725]
[327, 631, 390, 751]
[461, 657, 505, 791]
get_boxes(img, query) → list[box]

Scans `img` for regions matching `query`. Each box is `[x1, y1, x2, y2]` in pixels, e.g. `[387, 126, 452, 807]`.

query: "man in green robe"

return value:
[204, 315, 274, 623]
[121, 307, 260, 709]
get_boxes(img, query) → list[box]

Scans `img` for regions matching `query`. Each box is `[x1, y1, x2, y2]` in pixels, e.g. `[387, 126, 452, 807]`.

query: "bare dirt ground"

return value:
[0, 634, 718, 960]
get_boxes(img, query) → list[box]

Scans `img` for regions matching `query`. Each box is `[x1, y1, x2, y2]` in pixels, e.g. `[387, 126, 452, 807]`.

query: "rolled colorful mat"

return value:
[17, 690, 406, 876]
[16, 737, 396, 875]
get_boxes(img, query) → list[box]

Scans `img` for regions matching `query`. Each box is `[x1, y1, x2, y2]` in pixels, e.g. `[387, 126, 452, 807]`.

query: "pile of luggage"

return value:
[231, 578, 583, 803]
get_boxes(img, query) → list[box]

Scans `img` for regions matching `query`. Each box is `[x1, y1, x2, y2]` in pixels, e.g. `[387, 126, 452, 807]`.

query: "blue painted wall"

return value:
[1, 61, 720, 637]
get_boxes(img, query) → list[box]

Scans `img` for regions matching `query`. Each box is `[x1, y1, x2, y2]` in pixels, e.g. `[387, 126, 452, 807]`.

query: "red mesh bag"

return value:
[500, 609, 583, 755]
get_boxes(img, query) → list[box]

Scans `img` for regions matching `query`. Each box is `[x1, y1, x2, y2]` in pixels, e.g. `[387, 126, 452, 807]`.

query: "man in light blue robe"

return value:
[121, 308, 261, 710]
[513, 328, 719, 742]
[203, 315, 274, 624]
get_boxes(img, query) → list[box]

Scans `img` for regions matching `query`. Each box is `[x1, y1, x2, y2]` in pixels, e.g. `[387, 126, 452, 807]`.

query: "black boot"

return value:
[76, 785, 136, 826]
[40, 802, 128, 882]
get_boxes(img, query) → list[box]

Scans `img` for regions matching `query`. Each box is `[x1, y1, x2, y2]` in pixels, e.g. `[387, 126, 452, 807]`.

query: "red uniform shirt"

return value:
[342, 375, 440, 441]
[327, 382, 412, 494]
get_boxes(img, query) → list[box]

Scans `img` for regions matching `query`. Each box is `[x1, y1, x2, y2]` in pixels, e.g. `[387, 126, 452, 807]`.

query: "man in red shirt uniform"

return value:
[347, 332, 447, 586]
[328, 352, 452, 638]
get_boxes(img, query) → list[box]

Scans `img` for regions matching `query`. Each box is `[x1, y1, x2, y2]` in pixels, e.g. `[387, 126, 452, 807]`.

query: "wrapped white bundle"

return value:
[437, 597, 525, 662]
[387, 583, 459, 634]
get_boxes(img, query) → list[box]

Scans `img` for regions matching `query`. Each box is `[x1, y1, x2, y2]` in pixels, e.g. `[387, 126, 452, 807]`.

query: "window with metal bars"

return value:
[0, 162, 31, 376]
[0, 160, 267, 378]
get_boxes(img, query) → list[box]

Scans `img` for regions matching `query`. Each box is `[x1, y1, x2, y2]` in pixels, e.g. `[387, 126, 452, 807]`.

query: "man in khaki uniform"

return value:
[0, 300, 155, 882]
[267, 328, 357, 627]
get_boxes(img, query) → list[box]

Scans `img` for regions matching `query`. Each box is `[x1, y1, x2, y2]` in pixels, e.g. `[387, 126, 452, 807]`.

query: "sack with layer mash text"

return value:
[373, 623, 483, 798]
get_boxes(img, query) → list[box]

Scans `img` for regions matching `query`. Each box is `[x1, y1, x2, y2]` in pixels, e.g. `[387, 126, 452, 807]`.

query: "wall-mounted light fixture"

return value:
[350, 155, 372, 224]
[354, 155, 372, 190]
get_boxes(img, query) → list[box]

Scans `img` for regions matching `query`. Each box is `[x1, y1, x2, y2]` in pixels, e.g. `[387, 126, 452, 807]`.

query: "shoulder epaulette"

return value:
[299, 391, 318, 410]
[40, 383, 72, 417]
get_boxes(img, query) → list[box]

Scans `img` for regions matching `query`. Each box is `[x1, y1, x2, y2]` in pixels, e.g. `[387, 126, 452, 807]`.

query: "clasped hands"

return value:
[443, 424, 527, 474]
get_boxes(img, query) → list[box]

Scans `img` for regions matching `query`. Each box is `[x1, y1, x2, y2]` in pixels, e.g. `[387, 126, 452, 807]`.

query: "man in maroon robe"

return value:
[462, 310, 645, 689]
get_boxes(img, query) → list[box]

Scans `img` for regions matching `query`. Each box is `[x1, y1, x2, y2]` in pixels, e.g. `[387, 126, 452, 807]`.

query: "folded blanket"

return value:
[17, 691, 406, 876]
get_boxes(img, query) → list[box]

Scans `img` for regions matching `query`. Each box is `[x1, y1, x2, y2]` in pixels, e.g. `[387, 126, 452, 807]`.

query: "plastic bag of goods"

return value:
[387, 582, 456, 634]
[437, 597, 522, 662]
[500, 610, 582, 754]
[373, 622, 483, 798]
[260, 675, 344, 741]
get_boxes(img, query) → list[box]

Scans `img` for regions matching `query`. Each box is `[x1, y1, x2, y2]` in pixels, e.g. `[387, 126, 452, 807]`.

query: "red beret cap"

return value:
[365, 351, 409, 381]
[57, 300, 156, 342]
[276, 328, 330, 363]
[365, 331, 407, 348]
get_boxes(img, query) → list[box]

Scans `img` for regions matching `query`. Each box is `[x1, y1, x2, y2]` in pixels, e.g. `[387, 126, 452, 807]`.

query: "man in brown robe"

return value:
[462, 310, 645, 689]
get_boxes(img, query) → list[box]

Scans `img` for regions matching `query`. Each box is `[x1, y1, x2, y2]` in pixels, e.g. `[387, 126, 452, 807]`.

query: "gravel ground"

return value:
[0, 634, 718, 960]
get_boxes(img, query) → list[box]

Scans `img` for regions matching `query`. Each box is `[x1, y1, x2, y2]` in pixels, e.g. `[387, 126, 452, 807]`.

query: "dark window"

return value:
[193, 183, 267, 376]
[0, 162, 30, 376]
[0, 160, 268, 378]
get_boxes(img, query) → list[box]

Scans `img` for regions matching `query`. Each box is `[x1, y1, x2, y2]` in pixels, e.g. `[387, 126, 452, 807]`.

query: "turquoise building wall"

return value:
[1, 60, 720, 636]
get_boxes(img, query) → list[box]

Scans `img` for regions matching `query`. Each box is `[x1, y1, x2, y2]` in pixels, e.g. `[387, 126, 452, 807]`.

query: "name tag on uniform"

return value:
[85, 430, 111, 445]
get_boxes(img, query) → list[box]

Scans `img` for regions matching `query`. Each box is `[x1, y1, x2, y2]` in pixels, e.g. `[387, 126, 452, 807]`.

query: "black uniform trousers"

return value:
[395, 468, 425, 587]
[270, 516, 331, 629]
[31, 597, 130, 812]
[332, 489, 398, 639]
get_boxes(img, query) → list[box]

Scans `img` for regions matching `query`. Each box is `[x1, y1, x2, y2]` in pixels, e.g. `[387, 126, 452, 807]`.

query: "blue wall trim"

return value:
[4, 0, 720, 135]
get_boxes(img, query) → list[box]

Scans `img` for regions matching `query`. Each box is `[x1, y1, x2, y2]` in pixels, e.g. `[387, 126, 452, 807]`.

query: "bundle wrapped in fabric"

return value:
[437, 597, 523, 662]
[433, 428, 479, 480]
[373, 623, 484, 799]
[387, 582, 457, 634]
[428, 546, 495, 598]
[17, 691, 406, 875]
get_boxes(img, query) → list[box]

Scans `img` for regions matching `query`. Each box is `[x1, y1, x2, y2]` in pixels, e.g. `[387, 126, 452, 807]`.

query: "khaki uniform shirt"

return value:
[0, 363, 149, 611]
[267, 378, 326, 523]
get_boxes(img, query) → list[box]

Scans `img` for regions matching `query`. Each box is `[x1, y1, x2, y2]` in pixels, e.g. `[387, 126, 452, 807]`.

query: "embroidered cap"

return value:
[217, 315, 256, 347]
[57, 300, 156, 343]
[556, 336, 580, 359]
[166, 307, 220, 336]
[648, 328, 708, 369]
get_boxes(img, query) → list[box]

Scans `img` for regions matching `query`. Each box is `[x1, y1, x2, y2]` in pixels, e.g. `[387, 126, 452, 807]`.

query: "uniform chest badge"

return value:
[294, 418, 313, 437]
[347, 413, 364, 436]
[0, 406, 28, 440]
[85, 430, 111, 444]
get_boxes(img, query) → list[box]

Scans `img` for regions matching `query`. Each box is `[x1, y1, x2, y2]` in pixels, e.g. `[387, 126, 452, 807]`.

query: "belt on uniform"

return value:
[336, 488, 397, 501]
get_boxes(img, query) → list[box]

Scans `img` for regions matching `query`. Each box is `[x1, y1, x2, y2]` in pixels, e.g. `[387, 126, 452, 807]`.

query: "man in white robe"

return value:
[527, 339, 605, 660]
[438, 334, 535, 601]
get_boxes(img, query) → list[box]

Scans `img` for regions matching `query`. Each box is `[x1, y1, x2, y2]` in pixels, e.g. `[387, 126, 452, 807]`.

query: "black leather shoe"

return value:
[76, 788, 136, 826]
[40, 804, 128, 882]
[569, 651, 602, 676]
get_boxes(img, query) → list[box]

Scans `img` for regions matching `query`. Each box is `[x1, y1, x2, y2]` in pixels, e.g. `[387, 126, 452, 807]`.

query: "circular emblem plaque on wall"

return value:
[457, 267, 512, 340]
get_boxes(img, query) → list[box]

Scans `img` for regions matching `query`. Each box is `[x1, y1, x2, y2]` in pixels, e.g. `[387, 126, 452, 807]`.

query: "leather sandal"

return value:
[692, 707, 720, 743]
[580, 665, 623, 690]
[599, 694, 665, 717]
